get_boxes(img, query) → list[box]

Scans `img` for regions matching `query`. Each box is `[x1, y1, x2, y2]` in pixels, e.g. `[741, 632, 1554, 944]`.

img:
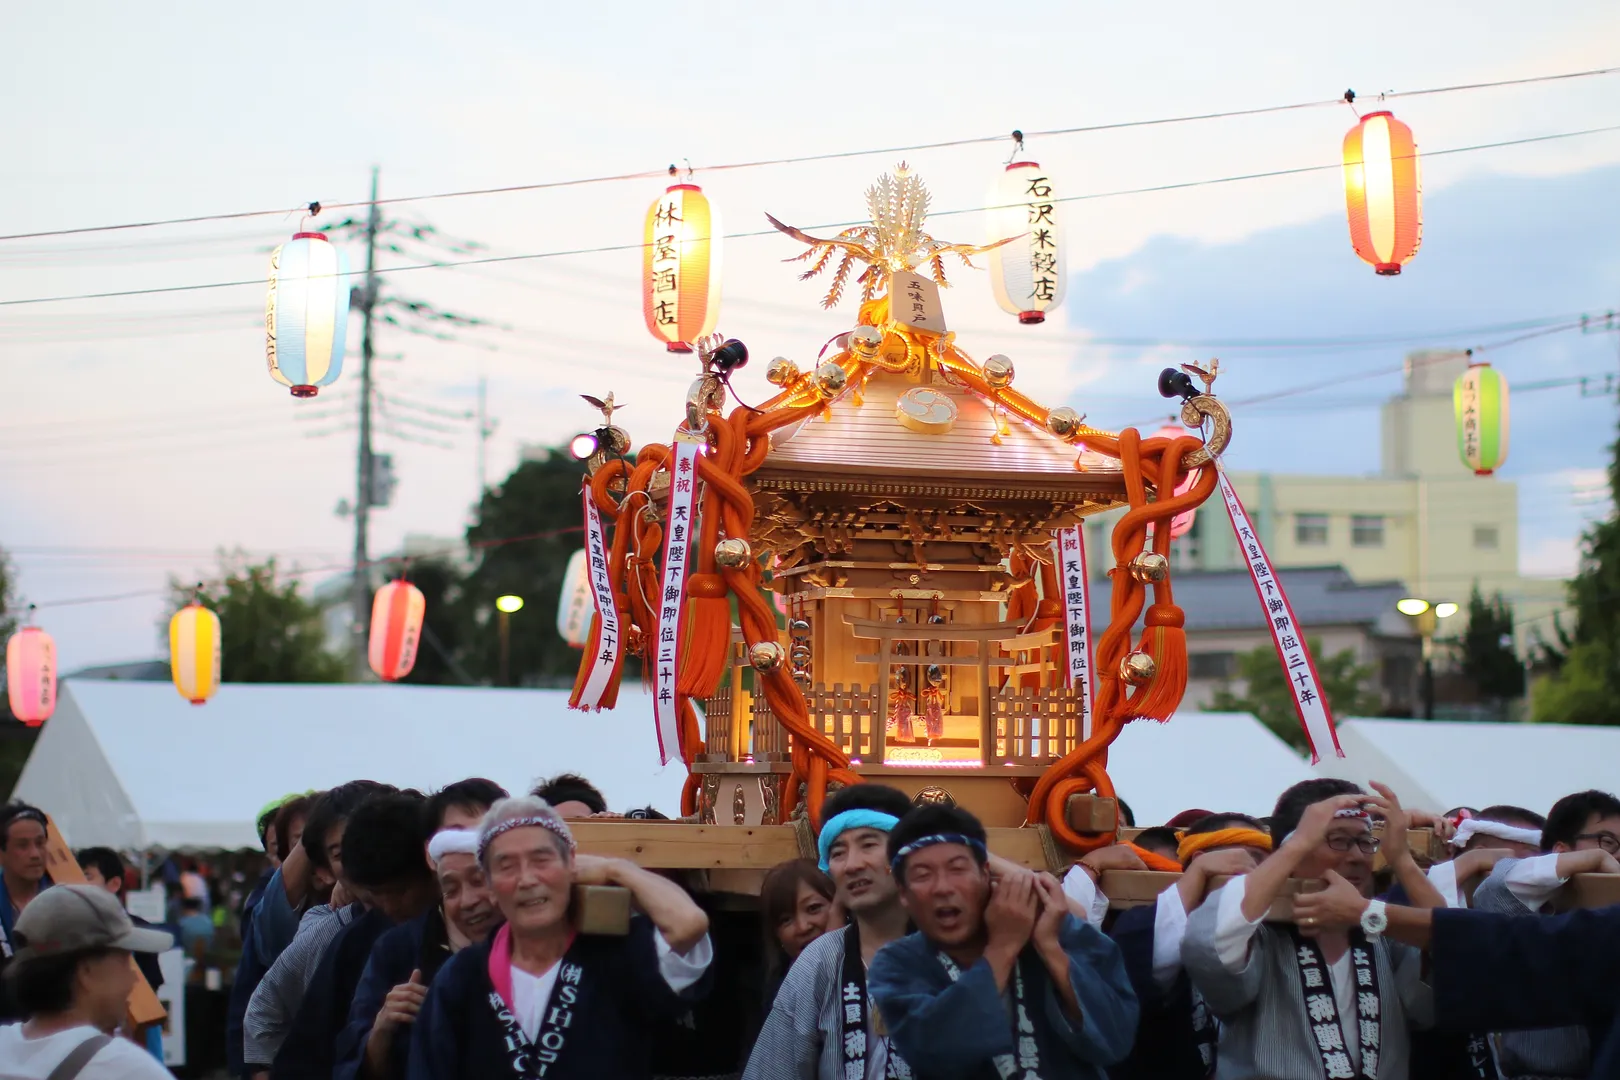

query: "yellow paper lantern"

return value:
[1343, 111, 1422, 275]
[169, 600, 222, 705]
[642, 183, 722, 352]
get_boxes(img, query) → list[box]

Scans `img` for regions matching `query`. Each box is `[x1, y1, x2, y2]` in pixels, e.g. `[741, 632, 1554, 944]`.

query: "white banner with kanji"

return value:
[572, 486, 621, 710]
[652, 440, 701, 764]
[1053, 526, 1095, 742]
[1216, 469, 1344, 763]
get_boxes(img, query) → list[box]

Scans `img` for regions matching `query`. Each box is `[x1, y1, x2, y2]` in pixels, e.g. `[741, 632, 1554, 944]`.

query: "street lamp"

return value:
[1396, 596, 1458, 719]
[496, 595, 524, 686]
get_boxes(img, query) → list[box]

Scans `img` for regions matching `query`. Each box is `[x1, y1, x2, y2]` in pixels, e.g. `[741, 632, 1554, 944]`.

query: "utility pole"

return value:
[350, 167, 381, 680]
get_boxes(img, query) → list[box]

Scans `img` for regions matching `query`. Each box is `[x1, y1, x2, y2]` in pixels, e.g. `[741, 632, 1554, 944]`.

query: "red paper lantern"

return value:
[6, 621, 56, 727]
[368, 579, 425, 682]
[1343, 111, 1422, 275]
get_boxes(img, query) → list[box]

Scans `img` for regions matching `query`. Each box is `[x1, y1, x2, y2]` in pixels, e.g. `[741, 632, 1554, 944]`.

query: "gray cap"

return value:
[13, 885, 173, 958]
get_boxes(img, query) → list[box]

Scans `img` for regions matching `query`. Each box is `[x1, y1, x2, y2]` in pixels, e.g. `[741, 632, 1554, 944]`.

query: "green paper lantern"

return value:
[1454, 362, 1509, 476]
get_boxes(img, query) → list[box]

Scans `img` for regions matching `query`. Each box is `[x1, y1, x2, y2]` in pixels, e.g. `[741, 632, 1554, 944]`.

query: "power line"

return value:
[4, 121, 1618, 311]
[3, 65, 1616, 244]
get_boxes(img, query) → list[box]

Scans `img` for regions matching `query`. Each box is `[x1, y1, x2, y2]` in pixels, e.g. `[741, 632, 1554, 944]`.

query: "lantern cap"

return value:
[1005, 161, 1040, 171]
[291, 231, 331, 242]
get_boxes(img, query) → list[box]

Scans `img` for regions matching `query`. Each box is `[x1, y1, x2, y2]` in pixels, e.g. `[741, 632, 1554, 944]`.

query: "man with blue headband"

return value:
[745, 783, 915, 1080]
[869, 804, 1138, 1080]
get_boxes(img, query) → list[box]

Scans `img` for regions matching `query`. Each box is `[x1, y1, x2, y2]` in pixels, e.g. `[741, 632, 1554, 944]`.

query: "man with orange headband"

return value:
[1107, 812, 1272, 1080]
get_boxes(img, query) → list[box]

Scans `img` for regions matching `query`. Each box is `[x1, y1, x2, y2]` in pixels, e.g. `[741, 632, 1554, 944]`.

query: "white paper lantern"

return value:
[988, 161, 1066, 324]
[266, 232, 351, 397]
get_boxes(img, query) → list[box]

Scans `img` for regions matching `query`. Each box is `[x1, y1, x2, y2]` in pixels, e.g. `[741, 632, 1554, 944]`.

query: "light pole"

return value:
[496, 595, 524, 686]
[1396, 597, 1458, 720]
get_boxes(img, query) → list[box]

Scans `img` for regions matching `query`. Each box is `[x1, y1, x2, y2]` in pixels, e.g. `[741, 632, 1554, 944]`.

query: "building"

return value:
[1083, 350, 1565, 648]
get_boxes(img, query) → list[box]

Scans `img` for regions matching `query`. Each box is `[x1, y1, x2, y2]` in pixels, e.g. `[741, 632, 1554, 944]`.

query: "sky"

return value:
[3, 1, 1620, 670]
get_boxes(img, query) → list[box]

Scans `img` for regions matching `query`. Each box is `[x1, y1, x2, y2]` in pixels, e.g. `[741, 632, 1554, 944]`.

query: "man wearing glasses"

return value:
[1467, 789, 1620, 1080]
[1181, 779, 1447, 1079]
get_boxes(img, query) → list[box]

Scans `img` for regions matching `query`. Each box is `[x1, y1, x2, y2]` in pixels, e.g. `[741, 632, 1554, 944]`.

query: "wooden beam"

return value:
[41, 816, 166, 1028]
[1556, 872, 1620, 912]
[570, 822, 802, 869]
[1065, 795, 1119, 834]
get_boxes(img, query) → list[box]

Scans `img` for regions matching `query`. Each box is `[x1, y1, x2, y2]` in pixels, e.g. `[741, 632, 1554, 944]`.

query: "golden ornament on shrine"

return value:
[749, 640, 785, 672]
[1120, 650, 1157, 685]
[1046, 406, 1084, 439]
[766, 357, 800, 386]
[983, 354, 1015, 389]
[714, 538, 753, 569]
[1128, 552, 1170, 583]
[850, 325, 884, 358]
[814, 361, 848, 399]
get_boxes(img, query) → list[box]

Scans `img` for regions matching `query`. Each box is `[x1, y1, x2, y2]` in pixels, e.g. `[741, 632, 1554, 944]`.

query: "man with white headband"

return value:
[334, 778, 506, 1080]
[1183, 778, 1446, 1080]
[745, 783, 915, 1080]
[408, 795, 712, 1079]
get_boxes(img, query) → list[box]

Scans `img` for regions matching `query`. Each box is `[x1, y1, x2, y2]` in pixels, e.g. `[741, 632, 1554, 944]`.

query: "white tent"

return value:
[1322, 717, 1620, 815]
[1104, 711, 1314, 825]
[14, 680, 688, 852]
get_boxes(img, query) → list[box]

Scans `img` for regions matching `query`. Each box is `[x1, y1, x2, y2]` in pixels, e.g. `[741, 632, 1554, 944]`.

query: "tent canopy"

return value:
[1106, 711, 1314, 825]
[1324, 717, 1620, 816]
[15, 680, 689, 852]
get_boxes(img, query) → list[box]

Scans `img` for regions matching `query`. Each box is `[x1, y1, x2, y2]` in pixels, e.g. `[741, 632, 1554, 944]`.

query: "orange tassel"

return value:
[677, 573, 730, 699]
[1128, 603, 1187, 722]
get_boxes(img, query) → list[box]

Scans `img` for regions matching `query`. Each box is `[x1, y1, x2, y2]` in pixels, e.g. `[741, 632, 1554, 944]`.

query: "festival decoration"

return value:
[265, 232, 351, 397]
[573, 163, 1228, 848]
[556, 550, 592, 649]
[987, 161, 1065, 323]
[642, 181, 721, 352]
[1343, 111, 1422, 275]
[368, 578, 425, 682]
[5, 613, 55, 726]
[1454, 361, 1510, 475]
[168, 593, 221, 705]
[1150, 424, 1201, 538]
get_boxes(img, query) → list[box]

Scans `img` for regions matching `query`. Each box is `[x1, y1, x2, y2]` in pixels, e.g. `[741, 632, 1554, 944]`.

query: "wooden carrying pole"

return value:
[40, 817, 166, 1029]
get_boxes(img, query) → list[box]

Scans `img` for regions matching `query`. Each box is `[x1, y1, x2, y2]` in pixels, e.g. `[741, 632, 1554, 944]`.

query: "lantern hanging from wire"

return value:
[642, 177, 722, 352]
[1454, 361, 1510, 475]
[168, 590, 222, 705]
[1149, 425, 1198, 538]
[369, 577, 425, 681]
[988, 159, 1065, 324]
[266, 231, 351, 397]
[6, 609, 56, 726]
[1342, 109, 1422, 275]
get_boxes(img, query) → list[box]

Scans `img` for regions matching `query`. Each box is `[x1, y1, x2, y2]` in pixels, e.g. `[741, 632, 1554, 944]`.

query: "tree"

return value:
[0, 545, 38, 796]
[1452, 583, 1524, 702]
[400, 558, 473, 686]
[167, 554, 346, 683]
[1205, 638, 1383, 751]
[457, 450, 586, 687]
[1534, 415, 1620, 723]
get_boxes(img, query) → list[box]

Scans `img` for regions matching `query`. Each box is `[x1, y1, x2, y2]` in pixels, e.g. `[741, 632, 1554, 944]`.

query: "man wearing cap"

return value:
[744, 783, 915, 1080]
[408, 795, 712, 1079]
[868, 803, 1138, 1080]
[0, 884, 173, 1078]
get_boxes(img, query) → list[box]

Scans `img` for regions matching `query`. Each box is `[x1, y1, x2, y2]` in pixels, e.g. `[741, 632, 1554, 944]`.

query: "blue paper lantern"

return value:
[266, 232, 350, 397]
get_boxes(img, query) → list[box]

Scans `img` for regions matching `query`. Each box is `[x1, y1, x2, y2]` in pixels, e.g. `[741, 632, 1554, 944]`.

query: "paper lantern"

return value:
[168, 601, 221, 705]
[6, 624, 56, 726]
[266, 232, 351, 397]
[556, 550, 592, 649]
[1343, 111, 1422, 275]
[1454, 362, 1510, 475]
[1150, 425, 1199, 538]
[642, 183, 722, 352]
[368, 578, 425, 681]
[988, 161, 1065, 324]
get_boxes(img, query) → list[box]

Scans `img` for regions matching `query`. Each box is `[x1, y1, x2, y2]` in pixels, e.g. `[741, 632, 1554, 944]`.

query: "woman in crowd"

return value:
[758, 859, 837, 1007]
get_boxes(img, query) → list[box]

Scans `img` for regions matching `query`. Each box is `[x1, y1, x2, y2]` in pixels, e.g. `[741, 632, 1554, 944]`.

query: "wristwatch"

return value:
[1360, 898, 1388, 938]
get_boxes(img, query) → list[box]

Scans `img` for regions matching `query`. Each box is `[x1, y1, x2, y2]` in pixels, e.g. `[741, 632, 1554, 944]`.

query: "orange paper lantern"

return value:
[368, 578, 425, 682]
[6, 621, 56, 727]
[642, 183, 721, 352]
[1343, 111, 1422, 275]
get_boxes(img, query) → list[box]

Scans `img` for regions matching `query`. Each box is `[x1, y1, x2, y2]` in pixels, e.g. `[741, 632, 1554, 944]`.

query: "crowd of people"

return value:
[0, 770, 1616, 1078]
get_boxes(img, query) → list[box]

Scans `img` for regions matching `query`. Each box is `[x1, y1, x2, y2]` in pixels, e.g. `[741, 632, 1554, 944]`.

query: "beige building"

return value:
[1085, 350, 1565, 646]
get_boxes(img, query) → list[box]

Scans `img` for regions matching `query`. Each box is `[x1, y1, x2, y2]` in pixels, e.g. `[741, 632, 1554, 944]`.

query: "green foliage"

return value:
[456, 450, 588, 686]
[1205, 638, 1382, 751]
[1453, 583, 1524, 701]
[1534, 415, 1620, 723]
[0, 546, 38, 796]
[400, 558, 472, 686]
[168, 554, 346, 684]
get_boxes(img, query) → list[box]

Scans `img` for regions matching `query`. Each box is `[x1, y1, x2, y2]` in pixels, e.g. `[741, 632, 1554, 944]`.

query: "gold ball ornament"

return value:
[1128, 552, 1171, 583]
[814, 362, 848, 400]
[983, 354, 1015, 389]
[749, 641, 785, 673]
[1046, 407, 1085, 439]
[686, 375, 725, 428]
[792, 669, 813, 688]
[713, 538, 753, 569]
[788, 619, 811, 637]
[765, 357, 801, 386]
[850, 325, 884, 359]
[790, 646, 812, 665]
[925, 664, 945, 687]
[1119, 650, 1158, 685]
